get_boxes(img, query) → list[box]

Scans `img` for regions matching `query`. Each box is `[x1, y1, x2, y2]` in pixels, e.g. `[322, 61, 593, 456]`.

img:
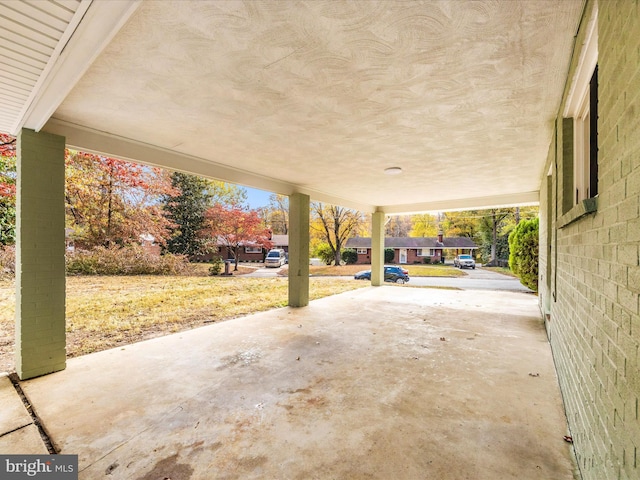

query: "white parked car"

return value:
[454, 254, 476, 269]
[265, 249, 287, 267]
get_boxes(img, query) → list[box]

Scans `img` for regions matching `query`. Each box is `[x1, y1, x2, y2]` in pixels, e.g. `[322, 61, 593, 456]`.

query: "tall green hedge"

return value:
[508, 217, 539, 292]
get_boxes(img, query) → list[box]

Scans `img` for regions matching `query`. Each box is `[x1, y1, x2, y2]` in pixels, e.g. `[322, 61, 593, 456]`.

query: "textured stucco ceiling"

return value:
[48, 0, 585, 212]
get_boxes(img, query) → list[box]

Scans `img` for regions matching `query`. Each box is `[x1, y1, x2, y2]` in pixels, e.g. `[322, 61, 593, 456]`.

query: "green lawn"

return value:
[309, 264, 465, 277]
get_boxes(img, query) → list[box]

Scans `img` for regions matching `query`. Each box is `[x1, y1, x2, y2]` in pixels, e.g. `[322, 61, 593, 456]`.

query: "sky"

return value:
[244, 186, 273, 209]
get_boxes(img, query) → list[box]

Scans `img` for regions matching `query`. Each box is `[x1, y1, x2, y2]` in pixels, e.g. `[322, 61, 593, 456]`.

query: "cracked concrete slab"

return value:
[0, 374, 32, 435]
[20, 287, 578, 479]
[0, 374, 48, 455]
[0, 424, 48, 454]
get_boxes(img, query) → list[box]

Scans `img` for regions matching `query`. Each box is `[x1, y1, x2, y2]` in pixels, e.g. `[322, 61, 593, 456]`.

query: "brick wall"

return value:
[539, 2, 640, 479]
[16, 129, 66, 379]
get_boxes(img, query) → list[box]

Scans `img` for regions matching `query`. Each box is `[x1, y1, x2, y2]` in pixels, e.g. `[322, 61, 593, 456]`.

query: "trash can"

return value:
[224, 260, 232, 275]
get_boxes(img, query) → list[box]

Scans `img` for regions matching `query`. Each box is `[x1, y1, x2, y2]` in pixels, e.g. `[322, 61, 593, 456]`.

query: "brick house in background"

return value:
[345, 233, 477, 265]
[216, 234, 289, 263]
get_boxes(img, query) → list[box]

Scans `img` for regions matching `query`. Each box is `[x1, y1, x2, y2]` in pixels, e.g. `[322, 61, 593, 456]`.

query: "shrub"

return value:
[66, 245, 189, 275]
[422, 257, 432, 264]
[208, 255, 223, 275]
[508, 218, 539, 292]
[384, 248, 395, 263]
[341, 248, 358, 265]
[0, 245, 15, 277]
[314, 243, 335, 265]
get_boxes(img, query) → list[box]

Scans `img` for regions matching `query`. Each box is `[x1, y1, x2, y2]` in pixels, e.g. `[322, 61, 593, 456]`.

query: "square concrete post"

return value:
[16, 129, 66, 379]
[371, 211, 385, 286]
[288, 193, 310, 307]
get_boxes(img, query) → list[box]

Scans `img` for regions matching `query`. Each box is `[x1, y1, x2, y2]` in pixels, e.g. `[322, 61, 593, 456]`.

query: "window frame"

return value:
[563, 4, 598, 207]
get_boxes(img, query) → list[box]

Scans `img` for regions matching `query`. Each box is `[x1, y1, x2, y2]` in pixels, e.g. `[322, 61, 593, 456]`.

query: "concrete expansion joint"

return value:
[8, 373, 57, 454]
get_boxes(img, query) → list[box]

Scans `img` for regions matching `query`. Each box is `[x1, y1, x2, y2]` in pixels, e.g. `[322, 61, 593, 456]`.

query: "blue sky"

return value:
[244, 186, 273, 209]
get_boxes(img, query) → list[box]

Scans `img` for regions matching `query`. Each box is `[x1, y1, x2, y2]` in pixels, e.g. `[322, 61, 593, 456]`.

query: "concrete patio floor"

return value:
[7, 286, 578, 479]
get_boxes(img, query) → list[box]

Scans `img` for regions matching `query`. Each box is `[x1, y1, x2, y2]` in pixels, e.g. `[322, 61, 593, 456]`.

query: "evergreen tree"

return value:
[508, 217, 539, 291]
[164, 172, 212, 256]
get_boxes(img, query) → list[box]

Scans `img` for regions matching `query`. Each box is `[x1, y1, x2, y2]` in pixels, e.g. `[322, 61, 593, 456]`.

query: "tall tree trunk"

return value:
[491, 211, 498, 264]
[106, 167, 114, 247]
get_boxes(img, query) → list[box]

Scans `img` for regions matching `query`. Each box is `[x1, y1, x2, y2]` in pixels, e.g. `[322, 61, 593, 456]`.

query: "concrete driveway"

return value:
[409, 266, 532, 292]
[10, 286, 576, 479]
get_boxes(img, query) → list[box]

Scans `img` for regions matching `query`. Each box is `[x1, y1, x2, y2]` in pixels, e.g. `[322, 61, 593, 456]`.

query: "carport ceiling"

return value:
[4, 0, 585, 213]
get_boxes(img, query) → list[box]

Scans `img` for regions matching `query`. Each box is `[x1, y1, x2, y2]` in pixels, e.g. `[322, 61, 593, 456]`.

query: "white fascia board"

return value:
[563, 1, 598, 118]
[16, 0, 141, 134]
[43, 118, 377, 213]
[379, 191, 540, 216]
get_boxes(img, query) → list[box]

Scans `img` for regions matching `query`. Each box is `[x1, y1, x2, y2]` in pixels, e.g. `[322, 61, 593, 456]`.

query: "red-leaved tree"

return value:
[0, 135, 179, 249]
[0, 134, 16, 199]
[65, 151, 178, 248]
[0, 134, 16, 245]
[202, 204, 273, 271]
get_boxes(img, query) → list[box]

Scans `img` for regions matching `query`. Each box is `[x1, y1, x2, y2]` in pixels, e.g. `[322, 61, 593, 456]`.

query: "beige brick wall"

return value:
[539, 2, 640, 479]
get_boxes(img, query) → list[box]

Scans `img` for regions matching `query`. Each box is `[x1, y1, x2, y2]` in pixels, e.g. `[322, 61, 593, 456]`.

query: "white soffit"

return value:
[46, 0, 584, 212]
[0, 0, 140, 135]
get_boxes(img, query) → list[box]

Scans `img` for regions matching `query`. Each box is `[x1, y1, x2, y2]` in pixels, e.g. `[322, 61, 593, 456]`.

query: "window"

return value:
[245, 246, 262, 253]
[356, 248, 368, 254]
[564, 4, 598, 206]
[573, 66, 598, 203]
[418, 248, 435, 257]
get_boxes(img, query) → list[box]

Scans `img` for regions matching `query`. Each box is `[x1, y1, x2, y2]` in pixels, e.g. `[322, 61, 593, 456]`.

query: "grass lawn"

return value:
[0, 274, 364, 374]
[482, 266, 517, 278]
[309, 264, 465, 277]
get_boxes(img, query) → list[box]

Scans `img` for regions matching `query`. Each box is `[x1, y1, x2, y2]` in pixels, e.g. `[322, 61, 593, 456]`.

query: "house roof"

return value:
[0, 0, 584, 214]
[271, 235, 288, 247]
[346, 237, 477, 249]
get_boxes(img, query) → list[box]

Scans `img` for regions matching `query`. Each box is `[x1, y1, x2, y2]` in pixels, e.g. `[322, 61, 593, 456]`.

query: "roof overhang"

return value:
[2, 0, 586, 213]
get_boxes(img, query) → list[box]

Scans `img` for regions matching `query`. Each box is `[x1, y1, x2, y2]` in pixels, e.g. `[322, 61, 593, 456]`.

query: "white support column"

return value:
[16, 129, 66, 379]
[288, 193, 310, 307]
[371, 211, 385, 286]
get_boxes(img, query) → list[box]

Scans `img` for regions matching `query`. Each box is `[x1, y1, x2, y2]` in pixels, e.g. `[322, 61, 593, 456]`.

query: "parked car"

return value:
[454, 254, 476, 269]
[354, 266, 410, 284]
[265, 249, 287, 267]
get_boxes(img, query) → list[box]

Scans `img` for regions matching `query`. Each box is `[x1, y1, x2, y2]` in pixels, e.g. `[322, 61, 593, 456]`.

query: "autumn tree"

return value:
[478, 209, 513, 265]
[385, 215, 412, 237]
[0, 134, 16, 245]
[267, 194, 289, 235]
[441, 211, 480, 238]
[409, 213, 439, 237]
[311, 203, 364, 266]
[203, 204, 272, 271]
[208, 181, 248, 207]
[65, 151, 177, 248]
[163, 172, 212, 256]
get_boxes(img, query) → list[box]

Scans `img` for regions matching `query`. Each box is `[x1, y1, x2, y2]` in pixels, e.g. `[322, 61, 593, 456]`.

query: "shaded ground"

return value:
[17, 287, 577, 479]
